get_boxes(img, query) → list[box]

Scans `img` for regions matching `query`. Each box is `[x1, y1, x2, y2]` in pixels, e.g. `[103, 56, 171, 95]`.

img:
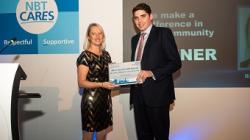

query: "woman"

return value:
[77, 23, 118, 140]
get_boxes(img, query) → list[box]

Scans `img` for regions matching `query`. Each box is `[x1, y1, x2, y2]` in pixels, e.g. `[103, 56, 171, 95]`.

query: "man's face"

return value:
[133, 10, 152, 32]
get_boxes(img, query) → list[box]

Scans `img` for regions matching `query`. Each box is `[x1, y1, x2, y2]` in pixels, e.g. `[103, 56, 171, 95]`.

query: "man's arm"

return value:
[152, 28, 182, 80]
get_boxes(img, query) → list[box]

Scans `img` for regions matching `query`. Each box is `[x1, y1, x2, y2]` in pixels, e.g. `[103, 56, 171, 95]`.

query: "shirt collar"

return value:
[141, 24, 153, 35]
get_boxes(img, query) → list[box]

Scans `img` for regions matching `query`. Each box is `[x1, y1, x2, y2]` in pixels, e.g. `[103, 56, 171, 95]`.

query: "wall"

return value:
[0, 0, 250, 140]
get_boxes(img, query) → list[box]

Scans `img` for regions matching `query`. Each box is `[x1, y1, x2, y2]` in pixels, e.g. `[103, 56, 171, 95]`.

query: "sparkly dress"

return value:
[76, 50, 112, 132]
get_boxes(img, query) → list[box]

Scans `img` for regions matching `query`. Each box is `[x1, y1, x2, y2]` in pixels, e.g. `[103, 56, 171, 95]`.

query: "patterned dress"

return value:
[76, 50, 112, 132]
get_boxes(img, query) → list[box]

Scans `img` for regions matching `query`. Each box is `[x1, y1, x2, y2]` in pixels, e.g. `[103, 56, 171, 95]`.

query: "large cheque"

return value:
[109, 61, 140, 85]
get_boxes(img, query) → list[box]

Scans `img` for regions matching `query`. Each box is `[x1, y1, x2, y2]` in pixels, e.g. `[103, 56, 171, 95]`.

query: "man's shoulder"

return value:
[131, 33, 140, 40]
[132, 32, 140, 37]
[154, 26, 172, 32]
[152, 26, 174, 37]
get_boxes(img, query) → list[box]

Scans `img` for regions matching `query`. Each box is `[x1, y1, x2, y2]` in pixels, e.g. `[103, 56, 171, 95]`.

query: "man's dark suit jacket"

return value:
[130, 25, 182, 107]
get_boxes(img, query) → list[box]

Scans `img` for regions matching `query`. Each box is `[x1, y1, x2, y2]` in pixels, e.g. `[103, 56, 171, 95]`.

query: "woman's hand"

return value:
[101, 82, 119, 90]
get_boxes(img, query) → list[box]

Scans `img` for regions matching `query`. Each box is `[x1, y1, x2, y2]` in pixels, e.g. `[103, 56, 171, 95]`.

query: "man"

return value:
[130, 3, 182, 140]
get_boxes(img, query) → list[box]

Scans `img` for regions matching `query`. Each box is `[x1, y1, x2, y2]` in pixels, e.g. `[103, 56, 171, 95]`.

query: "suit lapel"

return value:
[141, 26, 156, 63]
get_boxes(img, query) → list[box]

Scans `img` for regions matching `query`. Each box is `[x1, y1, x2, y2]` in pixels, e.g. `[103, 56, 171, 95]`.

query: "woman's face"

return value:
[88, 26, 103, 47]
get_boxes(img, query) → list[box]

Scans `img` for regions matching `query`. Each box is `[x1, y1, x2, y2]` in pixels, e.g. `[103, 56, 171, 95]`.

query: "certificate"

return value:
[109, 61, 141, 85]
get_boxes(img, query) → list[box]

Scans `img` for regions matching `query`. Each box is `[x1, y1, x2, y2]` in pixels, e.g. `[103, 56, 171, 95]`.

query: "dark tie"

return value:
[136, 33, 146, 61]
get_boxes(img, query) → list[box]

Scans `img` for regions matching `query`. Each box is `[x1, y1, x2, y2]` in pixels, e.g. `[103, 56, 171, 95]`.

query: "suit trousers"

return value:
[133, 88, 170, 140]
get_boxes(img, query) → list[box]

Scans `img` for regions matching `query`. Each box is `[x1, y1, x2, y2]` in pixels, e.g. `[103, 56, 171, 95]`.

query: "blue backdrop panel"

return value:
[0, 0, 79, 54]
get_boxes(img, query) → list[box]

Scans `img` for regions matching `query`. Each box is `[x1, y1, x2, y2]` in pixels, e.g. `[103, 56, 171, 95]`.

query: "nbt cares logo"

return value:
[16, 0, 58, 34]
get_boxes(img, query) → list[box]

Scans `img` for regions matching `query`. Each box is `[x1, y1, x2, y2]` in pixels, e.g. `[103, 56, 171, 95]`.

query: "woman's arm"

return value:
[77, 65, 102, 88]
[77, 65, 118, 89]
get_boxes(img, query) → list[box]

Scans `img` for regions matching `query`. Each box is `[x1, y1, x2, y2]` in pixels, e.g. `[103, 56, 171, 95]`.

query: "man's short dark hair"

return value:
[132, 3, 152, 15]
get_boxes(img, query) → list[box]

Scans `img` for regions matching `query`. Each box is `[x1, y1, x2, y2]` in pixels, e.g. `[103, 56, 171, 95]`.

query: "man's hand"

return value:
[136, 70, 154, 83]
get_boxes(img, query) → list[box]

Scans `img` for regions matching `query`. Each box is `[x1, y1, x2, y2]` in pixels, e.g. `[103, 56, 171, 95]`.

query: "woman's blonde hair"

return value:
[83, 23, 106, 50]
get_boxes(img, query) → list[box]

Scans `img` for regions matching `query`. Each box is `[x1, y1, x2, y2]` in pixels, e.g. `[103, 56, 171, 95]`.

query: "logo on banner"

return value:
[16, 0, 58, 34]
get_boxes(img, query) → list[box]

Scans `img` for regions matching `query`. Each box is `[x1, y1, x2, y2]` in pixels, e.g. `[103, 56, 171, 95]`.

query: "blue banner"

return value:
[0, 0, 79, 54]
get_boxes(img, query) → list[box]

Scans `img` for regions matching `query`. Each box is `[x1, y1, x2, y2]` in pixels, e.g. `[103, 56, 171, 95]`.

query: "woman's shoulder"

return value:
[77, 50, 87, 59]
[102, 49, 110, 56]
[77, 51, 91, 65]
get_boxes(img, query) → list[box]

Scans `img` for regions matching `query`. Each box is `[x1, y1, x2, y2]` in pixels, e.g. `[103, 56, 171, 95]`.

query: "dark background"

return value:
[123, 0, 250, 87]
